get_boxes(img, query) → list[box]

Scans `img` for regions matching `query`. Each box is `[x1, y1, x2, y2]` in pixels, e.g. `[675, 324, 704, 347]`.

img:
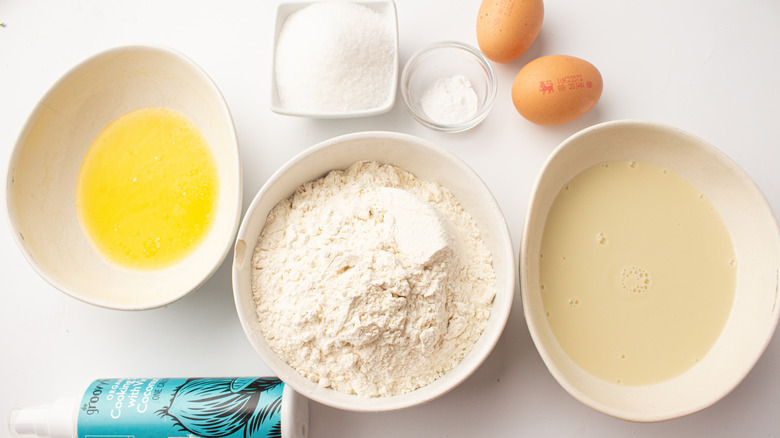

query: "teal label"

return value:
[78, 377, 284, 438]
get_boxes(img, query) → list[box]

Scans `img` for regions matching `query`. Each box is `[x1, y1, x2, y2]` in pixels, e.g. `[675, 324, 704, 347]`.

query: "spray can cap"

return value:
[8, 399, 76, 438]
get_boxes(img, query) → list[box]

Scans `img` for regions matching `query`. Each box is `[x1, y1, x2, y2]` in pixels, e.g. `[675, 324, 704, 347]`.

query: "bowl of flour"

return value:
[232, 132, 514, 411]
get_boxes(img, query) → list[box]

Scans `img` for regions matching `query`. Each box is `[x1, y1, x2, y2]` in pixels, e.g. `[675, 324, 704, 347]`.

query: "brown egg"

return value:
[476, 0, 544, 63]
[511, 55, 603, 125]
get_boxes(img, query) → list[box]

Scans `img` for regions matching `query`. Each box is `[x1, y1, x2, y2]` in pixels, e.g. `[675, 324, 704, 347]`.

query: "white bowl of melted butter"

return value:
[521, 120, 780, 421]
[6, 46, 241, 310]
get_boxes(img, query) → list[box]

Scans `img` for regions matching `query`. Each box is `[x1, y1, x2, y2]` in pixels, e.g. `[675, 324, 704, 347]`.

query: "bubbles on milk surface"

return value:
[621, 266, 651, 294]
[539, 159, 737, 385]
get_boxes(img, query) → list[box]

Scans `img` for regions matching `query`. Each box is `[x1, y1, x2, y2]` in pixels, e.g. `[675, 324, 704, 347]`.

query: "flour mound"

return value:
[251, 161, 495, 397]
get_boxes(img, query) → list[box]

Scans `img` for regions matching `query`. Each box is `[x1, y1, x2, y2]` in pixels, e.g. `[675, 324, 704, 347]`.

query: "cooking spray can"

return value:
[8, 377, 308, 438]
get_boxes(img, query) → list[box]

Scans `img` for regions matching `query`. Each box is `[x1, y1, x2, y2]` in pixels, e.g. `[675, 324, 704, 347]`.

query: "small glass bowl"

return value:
[401, 41, 496, 133]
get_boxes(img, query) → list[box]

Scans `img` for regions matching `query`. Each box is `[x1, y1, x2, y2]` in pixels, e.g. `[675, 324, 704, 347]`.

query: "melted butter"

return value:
[76, 107, 218, 270]
[540, 160, 736, 386]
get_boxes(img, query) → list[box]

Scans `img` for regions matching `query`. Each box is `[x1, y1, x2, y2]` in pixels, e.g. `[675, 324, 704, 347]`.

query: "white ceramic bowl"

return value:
[521, 120, 780, 421]
[401, 41, 496, 133]
[270, 1, 399, 118]
[6, 45, 242, 310]
[232, 131, 514, 411]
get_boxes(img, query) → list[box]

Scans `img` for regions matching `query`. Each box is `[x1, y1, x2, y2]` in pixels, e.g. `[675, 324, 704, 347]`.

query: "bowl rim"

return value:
[519, 119, 780, 421]
[232, 130, 514, 411]
[400, 40, 497, 133]
[269, 0, 399, 118]
[5, 44, 242, 311]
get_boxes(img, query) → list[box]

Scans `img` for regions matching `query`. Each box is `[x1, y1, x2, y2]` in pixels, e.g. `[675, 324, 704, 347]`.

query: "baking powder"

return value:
[420, 74, 478, 125]
[251, 161, 495, 397]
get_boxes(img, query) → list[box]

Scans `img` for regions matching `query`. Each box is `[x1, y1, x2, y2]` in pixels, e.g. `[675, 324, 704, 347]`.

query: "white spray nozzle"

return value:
[8, 399, 76, 438]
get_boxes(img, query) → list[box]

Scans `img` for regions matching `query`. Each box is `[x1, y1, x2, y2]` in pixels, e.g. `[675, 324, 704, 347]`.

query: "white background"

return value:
[1, 0, 779, 436]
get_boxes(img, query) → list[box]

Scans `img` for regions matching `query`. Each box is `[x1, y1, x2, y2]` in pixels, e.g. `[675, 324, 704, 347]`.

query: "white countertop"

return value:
[1, 0, 779, 436]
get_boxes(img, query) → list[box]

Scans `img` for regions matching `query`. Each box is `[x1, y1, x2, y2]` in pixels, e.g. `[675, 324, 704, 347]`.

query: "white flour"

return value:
[251, 161, 495, 397]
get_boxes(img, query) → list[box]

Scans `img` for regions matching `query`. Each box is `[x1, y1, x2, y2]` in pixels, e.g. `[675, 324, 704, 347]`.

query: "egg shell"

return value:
[511, 55, 603, 126]
[476, 0, 544, 63]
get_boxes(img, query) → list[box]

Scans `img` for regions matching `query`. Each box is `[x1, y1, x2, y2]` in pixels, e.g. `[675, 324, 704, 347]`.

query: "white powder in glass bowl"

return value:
[421, 74, 478, 125]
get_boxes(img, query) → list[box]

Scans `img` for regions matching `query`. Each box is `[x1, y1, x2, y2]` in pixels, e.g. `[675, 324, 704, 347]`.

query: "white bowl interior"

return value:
[6, 45, 242, 310]
[521, 120, 780, 421]
[233, 131, 514, 411]
[269, 1, 399, 118]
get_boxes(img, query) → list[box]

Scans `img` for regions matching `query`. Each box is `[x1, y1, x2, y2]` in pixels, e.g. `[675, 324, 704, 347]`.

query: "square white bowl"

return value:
[270, 1, 399, 118]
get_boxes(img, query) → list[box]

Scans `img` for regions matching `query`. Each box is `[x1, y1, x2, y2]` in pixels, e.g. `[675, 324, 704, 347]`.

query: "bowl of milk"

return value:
[520, 120, 780, 421]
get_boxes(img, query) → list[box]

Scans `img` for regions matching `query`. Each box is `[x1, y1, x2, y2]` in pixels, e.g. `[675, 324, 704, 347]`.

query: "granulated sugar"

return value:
[274, 3, 395, 113]
[251, 161, 496, 397]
